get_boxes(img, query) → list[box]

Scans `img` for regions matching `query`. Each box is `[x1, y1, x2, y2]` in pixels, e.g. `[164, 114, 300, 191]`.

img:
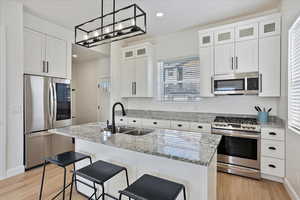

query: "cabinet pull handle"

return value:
[231, 57, 234, 70]
[153, 122, 157, 125]
[46, 61, 49, 73]
[211, 76, 214, 94]
[177, 124, 182, 127]
[132, 82, 136, 95]
[120, 119, 123, 121]
[133, 120, 136, 123]
[42, 61, 46, 72]
[269, 132, 277, 136]
[268, 164, 276, 168]
[235, 57, 238, 69]
[198, 126, 203, 129]
[260, 74, 262, 93]
[268, 147, 276, 150]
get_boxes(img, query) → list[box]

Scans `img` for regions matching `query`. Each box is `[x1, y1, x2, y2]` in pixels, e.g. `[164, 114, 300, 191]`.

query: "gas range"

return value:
[212, 116, 261, 132]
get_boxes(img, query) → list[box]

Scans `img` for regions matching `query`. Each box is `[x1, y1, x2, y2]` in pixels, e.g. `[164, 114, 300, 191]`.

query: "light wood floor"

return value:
[0, 164, 291, 200]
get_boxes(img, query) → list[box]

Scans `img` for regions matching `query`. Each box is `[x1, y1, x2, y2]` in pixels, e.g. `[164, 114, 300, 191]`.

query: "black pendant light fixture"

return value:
[75, 0, 147, 48]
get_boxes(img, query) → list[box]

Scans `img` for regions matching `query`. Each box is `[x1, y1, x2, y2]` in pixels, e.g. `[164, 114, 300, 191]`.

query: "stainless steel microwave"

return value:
[213, 72, 259, 95]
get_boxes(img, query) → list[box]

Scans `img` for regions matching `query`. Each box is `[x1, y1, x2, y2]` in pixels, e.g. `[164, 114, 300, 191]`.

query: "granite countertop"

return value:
[49, 122, 222, 166]
[117, 109, 285, 128]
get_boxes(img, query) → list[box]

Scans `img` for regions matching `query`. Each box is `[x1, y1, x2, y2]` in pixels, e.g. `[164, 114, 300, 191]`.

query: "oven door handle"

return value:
[212, 129, 260, 139]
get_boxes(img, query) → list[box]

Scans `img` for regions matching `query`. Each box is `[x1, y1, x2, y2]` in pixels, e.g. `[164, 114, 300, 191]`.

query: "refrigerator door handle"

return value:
[49, 81, 54, 126]
[52, 82, 57, 127]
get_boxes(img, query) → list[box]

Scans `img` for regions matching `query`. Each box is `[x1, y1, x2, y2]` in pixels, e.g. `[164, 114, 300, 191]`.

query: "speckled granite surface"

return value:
[117, 109, 285, 128]
[49, 122, 222, 166]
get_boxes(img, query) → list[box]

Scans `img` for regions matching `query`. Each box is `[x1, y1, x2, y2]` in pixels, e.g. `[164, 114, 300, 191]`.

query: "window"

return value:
[158, 57, 200, 101]
[288, 16, 300, 134]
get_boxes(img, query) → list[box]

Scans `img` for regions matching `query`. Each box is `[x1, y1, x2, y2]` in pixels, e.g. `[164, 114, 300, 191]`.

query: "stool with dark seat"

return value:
[69, 160, 130, 200]
[118, 174, 187, 200]
[39, 151, 94, 200]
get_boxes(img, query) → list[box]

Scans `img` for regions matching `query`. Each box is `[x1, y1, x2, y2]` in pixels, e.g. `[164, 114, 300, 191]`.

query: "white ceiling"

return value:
[19, 0, 280, 36]
[72, 44, 106, 63]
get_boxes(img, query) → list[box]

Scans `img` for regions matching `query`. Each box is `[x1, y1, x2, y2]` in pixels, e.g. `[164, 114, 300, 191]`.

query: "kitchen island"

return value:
[49, 122, 221, 200]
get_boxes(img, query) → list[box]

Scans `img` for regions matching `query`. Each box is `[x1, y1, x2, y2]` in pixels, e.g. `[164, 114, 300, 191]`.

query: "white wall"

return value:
[0, 0, 24, 177]
[72, 57, 110, 124]
[280, 0, 300, 199]
[110, 12, 280, 116]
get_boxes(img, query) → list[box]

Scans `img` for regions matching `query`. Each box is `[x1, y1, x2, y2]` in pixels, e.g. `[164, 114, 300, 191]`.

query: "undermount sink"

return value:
[122, 128, 154, 136]
[103, 126, 154, 136]
[104, 126, 136, 133]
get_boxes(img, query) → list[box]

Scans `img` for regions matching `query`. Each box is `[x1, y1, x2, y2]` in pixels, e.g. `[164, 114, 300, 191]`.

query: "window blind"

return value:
[288, 16, 300, 134]
[158, 57, 200, 101]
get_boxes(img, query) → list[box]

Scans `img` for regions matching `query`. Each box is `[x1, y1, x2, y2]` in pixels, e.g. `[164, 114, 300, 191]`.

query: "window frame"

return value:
[288, 16, 300, 135]
[158, 56, 201, 102]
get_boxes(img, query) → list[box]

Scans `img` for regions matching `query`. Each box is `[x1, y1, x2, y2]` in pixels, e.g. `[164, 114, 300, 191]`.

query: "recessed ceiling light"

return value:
[72, 54, 78, 58]
[156, 12, 164, 18]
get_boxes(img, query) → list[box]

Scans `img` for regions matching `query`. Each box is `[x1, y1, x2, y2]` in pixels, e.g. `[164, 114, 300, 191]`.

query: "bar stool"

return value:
[39, 151, 94, 200]
[69, 160, 130, 200]
[118, 174, 187, 200]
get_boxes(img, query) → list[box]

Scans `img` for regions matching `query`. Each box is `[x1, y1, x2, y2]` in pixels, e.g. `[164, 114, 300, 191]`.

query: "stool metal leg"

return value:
[69, 173, 75, 200]
[101, 184, 105, 200]
[39, 161, 47, 200]
[118, 193, 122, 200]
[62, 167, 67, 200]
[124, 169, 131, 200]
[73, 163, 78, 192]
[183, 187, 187, 200]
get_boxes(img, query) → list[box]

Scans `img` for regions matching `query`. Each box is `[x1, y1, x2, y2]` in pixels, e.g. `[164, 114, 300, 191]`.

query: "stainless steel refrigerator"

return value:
[24, 75, 74, 169]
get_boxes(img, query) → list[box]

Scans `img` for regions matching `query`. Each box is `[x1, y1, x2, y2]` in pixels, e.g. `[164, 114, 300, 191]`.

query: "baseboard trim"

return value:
[284, 178, 300, 200]
[261, 173, 284, 183]
[6, 165, 25, 179]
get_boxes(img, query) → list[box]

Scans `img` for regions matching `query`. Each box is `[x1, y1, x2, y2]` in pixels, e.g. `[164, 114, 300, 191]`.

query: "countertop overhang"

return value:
[49, 122, 222, 166]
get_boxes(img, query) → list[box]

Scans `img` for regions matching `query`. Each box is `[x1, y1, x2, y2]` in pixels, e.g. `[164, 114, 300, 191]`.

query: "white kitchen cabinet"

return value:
[214, 43, 235, 75]
[259, 18, 281, 38]
[261, 127, 285, 180]
[24, 28, 70, 79]
[24, 28, 46, 76]
[259, 36, 281, 97]
[121, 43, 154, 98]
[214, 28, 235, 45]
[199, 32, 214, 48]
[235, 23, 258, 42]
[46, 36, 67, 78]
[235, 39, 258, 73]
[261, 157, 285, 178]
[142, 119, 171, 129]
[189, 123, 211, 133]
[171, 121, 190, 131]
[199, 46, 214, 97]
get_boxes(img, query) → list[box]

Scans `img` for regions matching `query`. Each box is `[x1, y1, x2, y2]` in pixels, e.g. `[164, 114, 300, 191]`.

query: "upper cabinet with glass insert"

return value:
[123, 46, 149, 60]
[214, 28, 235, 45]
[259, 18, 281, 38]
[235, 23, 258, 42]
[199, 32, 214, 47]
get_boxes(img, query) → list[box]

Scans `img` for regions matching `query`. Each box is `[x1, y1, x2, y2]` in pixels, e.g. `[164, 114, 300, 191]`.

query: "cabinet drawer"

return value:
[142, 119, 171, 129]
[261, 128, 285, 141]
[115, 117, 127, 125]
[189, 123, 211, 133]
[171, 121, 190, 131]
[261, 157, 285, 178]
[261, 140, 284, 159]
[127, 118, 142, 127]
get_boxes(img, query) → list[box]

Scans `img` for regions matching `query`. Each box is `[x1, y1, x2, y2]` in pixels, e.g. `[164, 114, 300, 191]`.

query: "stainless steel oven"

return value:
[213, 72, 259, 95]
[212, 128, 261, 179]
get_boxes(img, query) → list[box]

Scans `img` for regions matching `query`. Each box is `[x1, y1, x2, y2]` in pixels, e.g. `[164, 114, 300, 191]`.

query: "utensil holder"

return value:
[258, 112, 269, 123]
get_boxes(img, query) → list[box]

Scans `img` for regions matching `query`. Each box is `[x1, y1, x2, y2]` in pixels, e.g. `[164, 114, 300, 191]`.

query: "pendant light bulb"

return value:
[94, 31, 99, 37]
[104, 27, 110, 34]
[131, 19, 136, 26]
[83, 34, 89, 40]
[117, 23, 123, 30]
